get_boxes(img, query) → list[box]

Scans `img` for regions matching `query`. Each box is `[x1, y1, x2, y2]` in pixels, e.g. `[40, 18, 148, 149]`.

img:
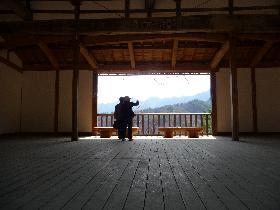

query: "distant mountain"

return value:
[139, 99, 211, 113]
[98, 90, 210, 113]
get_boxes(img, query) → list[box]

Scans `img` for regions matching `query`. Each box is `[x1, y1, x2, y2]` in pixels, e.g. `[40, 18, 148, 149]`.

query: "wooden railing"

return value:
[97, 113, 212, 136]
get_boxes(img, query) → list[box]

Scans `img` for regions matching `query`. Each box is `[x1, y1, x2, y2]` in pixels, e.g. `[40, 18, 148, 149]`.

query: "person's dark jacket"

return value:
[121, 100, 139, 120]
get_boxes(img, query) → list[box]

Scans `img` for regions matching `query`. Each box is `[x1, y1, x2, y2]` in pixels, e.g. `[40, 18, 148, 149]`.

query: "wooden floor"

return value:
[0, 135, 280, 210]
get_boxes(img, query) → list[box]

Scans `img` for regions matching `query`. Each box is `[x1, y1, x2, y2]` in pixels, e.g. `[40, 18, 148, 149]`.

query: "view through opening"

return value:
[98, 74, 211, 114]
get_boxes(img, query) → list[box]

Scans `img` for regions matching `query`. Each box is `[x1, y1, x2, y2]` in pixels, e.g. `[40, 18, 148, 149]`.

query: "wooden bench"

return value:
[92, 127, 139, 138]
[158, 127, 203, 138]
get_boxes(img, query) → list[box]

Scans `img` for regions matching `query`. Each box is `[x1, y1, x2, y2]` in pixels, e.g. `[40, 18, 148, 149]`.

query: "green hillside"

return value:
[138, 99, 211, 113]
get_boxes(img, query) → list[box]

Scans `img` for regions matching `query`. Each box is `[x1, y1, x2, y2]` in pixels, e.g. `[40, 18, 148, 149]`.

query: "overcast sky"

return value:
[98, 74, 210, 104]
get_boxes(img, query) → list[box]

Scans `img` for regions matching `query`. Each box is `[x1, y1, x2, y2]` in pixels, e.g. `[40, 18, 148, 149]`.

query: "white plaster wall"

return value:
[216, 68, 254, 132]
[59, 71, 92, 132]
[237, 68, 253, 132]
[59, 71, 72, 132]
[216, 69, 231, 132]
[79, 71, 93, 132]
[0, 63, 22, 134]
[21, 71, 55, 132]
[256, 68, 280, 132]
[19, 70, 92, 133]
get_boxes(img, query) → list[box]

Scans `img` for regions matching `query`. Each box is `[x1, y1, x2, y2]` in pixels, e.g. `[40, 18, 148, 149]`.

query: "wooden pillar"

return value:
[229, 34, 239, 141]
[125, 0, 130, 18]
[228, 0, 234, 15]
[175, 0, 181, 17]
[210, 70, 217, 135]
[251, 67, 258, 133]
[26, 0, 31, 10]
[71, 2, 80, 141]
[54, 70, 60, 133]
[92, 72, 98, 133]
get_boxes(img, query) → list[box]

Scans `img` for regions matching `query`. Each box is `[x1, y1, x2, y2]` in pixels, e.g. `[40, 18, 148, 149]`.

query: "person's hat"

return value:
[124, 96, 130, 101]
[119, 97, 124, 101]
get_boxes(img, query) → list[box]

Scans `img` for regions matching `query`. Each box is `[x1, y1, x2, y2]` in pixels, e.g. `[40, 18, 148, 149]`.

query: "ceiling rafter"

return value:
[79, 44, 98, 69]
[210, 40, 230, 69]
[250, 41, 274, 68]
[38, 42, 60, 69]
[128, 42, 135, 69]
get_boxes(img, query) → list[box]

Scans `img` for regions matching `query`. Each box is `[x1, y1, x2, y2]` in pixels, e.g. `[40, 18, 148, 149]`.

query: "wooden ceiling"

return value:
[0, 0, 280, 75]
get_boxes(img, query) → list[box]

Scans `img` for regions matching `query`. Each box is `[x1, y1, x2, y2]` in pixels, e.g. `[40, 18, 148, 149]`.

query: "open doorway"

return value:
[96, 74, 212, 136]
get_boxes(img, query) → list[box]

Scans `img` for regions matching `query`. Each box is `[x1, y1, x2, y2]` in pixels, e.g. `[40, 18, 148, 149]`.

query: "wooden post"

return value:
[251, 67, 258, 133]
[229, 0, 234, 15]
[145, 0, 155, 18]
[54, 70, 60, 133]
[71, 1, 80, 141]
[210, 70, 217, 135]
[229, 34, 239, 141]
[125, 0, 130, 18]
[92, 72, 98, 134]
[175, 0, 181, 17]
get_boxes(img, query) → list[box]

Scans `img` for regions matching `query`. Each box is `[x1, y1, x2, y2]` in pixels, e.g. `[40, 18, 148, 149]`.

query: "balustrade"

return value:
[97, 113, 212, 136]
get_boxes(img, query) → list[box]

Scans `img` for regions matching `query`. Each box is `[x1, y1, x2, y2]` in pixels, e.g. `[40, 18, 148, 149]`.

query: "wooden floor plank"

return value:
[123, 160, 149, 210]
[100, 160, 140, 210]
[0, 136, 280, 210]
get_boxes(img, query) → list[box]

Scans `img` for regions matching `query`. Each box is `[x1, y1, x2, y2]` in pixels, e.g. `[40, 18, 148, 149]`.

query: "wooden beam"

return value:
[228, 0, 234, 15]
[175, 0, 181, 17]
[210, 41, 230, 69]
[0, 35, 74, 50]
[85, 33, 227, 45]
[145, 0, 155, 17]
[1, 15, 279, 35]
[238, 34, 280, 42]
[72, 2, 80, 142]
[125, 0, 130, 18]
[80, 44, 98, 69]
[23, 62, 211, 73]
[38, 42, 60, 69]
[1, 5, 279, 15]
[92, 72, 98, 134]
[210, 70, 217, 135]
[251, 67, 258, 133]
[2, 33, 279, 50]
[0, 56, 22, 73]
[171, 39, 178, 69]
[0, 33, 226, 50]
[0, 0, 33, 20]
[229, 34, 239, 141]
[250, 41, 274, 68]
[128, 42, 135, 69]
[54, 70, 60, 133]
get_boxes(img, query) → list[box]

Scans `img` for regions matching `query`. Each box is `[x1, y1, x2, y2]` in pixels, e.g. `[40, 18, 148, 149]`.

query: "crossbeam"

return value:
[251, 41, 274, 68]
[38, 42, 60, 69]
[0, 56, 22, 73]
[0, 15, 279, 35]
[79, 44, 98, 69]
[210, 41, 230, 69]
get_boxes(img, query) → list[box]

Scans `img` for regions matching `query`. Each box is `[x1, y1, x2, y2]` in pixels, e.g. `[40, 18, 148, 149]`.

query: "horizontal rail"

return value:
[1, 5, 278, 14]
[96, 113, 212, 136]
